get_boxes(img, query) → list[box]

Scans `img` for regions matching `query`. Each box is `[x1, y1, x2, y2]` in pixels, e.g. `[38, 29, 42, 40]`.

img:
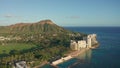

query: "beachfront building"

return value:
[70, 40, 87, 50]
[87, 35, 92, 48]
[70, 34, 98, 50]
[70, 40, 78, 50]
[77, 40, 86, 50]
[78, 40, 87, 49]
[87, 34, 98, 48]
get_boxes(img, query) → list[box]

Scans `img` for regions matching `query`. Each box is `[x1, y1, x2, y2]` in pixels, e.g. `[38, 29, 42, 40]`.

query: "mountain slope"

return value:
[0, 20, 71, 34]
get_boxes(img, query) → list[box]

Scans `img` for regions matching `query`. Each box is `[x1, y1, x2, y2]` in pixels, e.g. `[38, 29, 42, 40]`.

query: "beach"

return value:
[51, 48, 89, 66]
[37, 48, 90, 68]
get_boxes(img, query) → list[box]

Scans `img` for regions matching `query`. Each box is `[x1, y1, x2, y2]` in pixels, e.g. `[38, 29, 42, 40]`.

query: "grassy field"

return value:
[0, 43, 36, 54]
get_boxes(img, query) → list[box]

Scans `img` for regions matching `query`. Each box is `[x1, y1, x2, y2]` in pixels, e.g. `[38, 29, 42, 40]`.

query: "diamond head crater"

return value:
[0, 20, 99, 68]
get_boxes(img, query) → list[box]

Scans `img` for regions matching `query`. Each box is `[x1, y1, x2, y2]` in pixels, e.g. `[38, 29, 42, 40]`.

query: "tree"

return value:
[9, 50, 20, 55]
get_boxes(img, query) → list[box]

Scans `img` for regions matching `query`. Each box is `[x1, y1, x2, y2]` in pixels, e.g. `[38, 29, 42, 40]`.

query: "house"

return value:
[13, 61, 27, 68]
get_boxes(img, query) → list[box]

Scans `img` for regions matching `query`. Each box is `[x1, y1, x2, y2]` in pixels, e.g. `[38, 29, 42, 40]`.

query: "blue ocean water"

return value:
[42, 27, 120, 68]
[58, 27, 120, 68]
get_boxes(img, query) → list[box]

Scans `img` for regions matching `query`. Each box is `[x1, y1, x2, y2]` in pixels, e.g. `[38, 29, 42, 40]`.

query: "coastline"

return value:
[51, 48, 89, 66]
[36, 44, 99, 68]
[37, 48, 89, 68]
[69, 48, 89, 57]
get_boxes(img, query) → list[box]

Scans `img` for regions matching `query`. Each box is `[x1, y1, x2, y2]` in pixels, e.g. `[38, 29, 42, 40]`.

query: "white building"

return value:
[87, 34, 98, 48]
[13, 61, 27, 68]
[70, 40, 87, 50]
[70, 40, 78, 50]
[87, 35, 92, 48]
[70, 34, 98, 50]
[78, 40, 87, 49]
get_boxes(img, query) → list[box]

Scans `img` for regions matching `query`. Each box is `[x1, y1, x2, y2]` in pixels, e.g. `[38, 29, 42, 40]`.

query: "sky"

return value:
[0, 0, 120, 26]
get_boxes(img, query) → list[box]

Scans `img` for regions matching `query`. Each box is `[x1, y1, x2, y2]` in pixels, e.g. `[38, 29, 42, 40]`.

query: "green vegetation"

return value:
[0, 20, 86, 68]
[0, 43, 36, 54]
[0, 42, 71, 67]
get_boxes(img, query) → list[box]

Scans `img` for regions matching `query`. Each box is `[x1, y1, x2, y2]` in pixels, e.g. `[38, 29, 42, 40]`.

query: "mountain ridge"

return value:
[9, 20, 55, 27]
[0, 19, 73, 35]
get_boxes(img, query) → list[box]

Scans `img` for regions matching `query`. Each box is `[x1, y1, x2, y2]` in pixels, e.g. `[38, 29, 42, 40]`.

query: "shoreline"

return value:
[37, 45, 98, 68]
[36, 48, 89, 68]
[51, 48, 89, 66]
[38, 44, 99, 68]
[69, 48, 89, 57]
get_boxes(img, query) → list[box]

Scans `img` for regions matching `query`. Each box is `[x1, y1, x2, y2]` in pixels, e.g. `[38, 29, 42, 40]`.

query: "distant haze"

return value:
[0, 0, 120, 26]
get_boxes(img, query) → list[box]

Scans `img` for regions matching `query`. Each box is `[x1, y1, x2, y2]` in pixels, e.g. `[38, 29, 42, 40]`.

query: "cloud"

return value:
[4, 14, 14, 18]
[67, 16, 80, 19]
[3, 14, 21, 18]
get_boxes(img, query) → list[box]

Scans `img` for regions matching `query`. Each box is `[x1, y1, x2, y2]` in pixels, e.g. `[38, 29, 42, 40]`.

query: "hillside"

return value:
[0, 20, 71, 34]
[0, 20, 87, 67]
[0, 20, 86, 44]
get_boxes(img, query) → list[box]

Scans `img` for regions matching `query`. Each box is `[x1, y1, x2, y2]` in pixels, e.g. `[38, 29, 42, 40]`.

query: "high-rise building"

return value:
[70, 34, 98, 50]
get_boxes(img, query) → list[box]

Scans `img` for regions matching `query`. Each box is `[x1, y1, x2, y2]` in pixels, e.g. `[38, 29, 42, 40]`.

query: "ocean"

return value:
[42, 27, 120, 68]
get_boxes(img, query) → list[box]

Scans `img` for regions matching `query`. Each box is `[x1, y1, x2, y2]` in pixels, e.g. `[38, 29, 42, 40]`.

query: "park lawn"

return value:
[0, 43, 36, 54]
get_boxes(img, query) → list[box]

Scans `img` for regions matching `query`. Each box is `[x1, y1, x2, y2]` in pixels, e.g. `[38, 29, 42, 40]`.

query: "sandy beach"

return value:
[51, 48, 89, 66]
[69, 48, 89, 57]
[36, 48, 90, 68]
